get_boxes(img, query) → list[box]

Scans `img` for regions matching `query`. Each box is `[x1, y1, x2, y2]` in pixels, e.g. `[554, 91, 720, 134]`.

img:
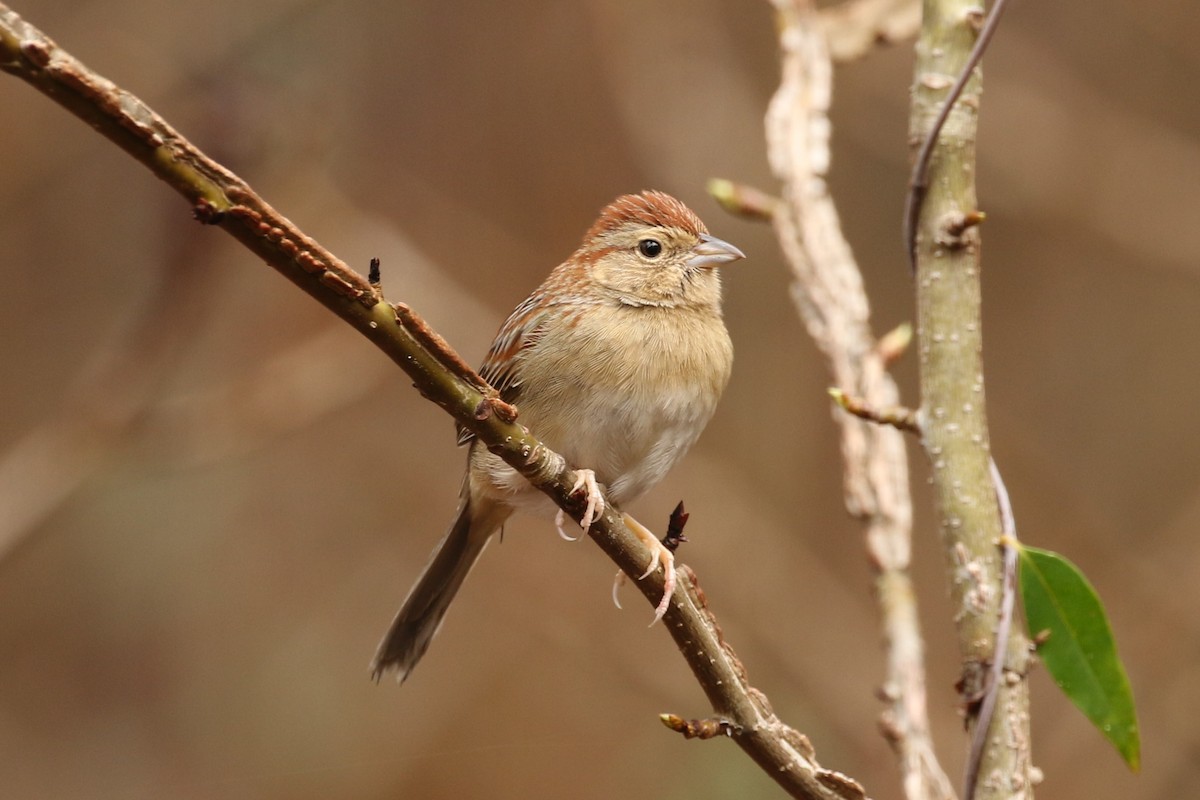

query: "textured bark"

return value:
[908, 1, 1033, 797]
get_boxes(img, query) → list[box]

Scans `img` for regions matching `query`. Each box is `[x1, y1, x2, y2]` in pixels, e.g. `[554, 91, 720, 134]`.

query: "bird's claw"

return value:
[555, 469, 605, 541]
[613, 513, 676, 625]
[554, 508, 580, 541]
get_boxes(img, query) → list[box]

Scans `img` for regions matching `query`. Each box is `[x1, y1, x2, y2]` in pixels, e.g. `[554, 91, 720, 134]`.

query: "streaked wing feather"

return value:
[455, 290, 550, 445]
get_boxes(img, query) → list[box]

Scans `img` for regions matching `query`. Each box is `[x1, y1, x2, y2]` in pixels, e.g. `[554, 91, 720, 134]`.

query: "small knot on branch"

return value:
[473, 394, 518, 424]
[192, 198, 225, 225]
[878, 708, 903, 744]
[963, 5, 987, 32]
[19, 38, 52, 68]
[816, 769, 867, 800]
[955, 658, 990, 722]
[659, 714, 740, 740]
[936, 209, 986, 248]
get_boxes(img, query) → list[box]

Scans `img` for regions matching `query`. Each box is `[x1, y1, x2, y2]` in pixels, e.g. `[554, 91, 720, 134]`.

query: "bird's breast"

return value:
[515, 303, 732, 505]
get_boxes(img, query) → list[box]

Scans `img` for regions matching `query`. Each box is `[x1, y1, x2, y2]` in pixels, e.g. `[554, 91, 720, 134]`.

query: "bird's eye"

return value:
[637, 238, 663, 259]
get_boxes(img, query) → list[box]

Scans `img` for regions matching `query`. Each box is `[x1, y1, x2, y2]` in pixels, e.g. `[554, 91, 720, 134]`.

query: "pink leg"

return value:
[614, 513, 675, 625]
[555, 468, 605, 541]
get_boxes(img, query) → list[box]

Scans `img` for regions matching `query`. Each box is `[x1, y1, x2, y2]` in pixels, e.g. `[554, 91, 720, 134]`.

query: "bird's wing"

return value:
[456, 290, 552, 446]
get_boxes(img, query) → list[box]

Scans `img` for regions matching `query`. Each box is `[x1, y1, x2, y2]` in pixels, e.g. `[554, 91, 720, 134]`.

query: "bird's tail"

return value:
[371, 496, 510, 683]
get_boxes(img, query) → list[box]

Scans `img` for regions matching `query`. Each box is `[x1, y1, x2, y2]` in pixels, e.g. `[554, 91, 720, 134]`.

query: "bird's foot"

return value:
[610, 513, 675, 625]
[555, 468, 605, 541]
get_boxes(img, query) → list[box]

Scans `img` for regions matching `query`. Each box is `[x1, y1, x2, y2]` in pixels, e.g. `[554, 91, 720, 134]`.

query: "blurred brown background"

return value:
[0, 0, 1195, 797]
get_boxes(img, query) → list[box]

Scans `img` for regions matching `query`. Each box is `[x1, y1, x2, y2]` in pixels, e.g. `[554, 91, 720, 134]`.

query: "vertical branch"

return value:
[762, 2, 952, 799]
[908, 2, 1032, 798]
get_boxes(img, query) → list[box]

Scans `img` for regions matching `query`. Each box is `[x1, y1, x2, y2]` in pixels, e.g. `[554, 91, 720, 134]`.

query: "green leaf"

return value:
[1017, 544, 1140, 772]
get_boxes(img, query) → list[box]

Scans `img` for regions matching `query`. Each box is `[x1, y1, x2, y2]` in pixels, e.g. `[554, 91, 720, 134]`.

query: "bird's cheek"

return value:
[646, 268, 687, 300]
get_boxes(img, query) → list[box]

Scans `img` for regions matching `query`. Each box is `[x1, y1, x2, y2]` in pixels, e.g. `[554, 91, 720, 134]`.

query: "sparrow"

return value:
[372, 190, 742, 682]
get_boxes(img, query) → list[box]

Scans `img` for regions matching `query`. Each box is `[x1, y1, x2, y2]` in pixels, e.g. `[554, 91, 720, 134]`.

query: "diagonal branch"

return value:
[0, 6, 863, 799]
[760, 2, 954, 799]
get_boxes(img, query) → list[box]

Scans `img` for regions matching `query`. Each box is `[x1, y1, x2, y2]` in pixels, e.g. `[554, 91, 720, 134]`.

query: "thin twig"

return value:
[0, 7, 861, 798]
[828, 388, 921, 434]
[707, 178, 779, 222]
[961, 459, 1019, 800]
[875, 322, 914, 368]
[902, 0, 1012, 271]
[660, 714, 740, 740]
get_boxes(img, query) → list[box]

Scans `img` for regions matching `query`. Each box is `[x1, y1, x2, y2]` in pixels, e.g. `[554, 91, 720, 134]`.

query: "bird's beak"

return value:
[688, 234, 745, 270]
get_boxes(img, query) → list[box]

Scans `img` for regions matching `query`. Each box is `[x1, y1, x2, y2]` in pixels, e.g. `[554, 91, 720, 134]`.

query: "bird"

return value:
[371, 190, 743, 683]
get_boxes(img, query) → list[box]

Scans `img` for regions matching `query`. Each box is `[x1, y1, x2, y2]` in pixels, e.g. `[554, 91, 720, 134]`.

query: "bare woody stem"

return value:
[762, 2, 952, 799]
[828, 388, 921, 435]
[0, 6, 863, 799]
[908, 1, 1032, 798]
